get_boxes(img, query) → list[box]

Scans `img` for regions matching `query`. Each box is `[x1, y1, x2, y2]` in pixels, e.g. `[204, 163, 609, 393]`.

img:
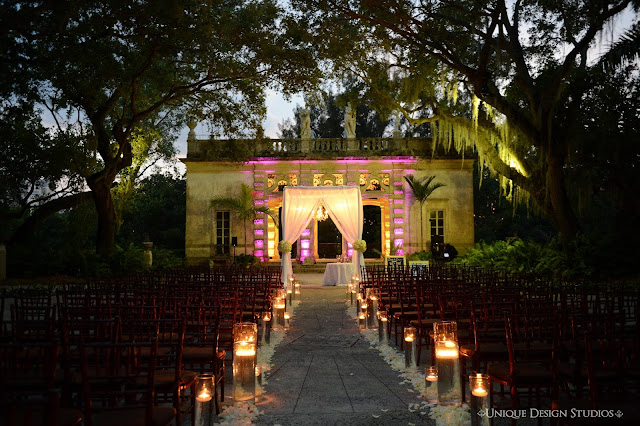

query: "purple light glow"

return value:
[254, 250, 264, 257]
[394, 228, 404, 235]
[254, 200, 265, 205]
[301, 249, 310, 257]
[394, 199, 403, 204]
[254, 219, 264, 225]
[254, 229, 264, 236]
[394, 238, 404, 248]
[393, 208, 403, 215]
[397, 249, 404, 256]
[301, 229, 311, 237]
[348, 249, 353, 257]
[265, 170, 275, 173]
[301, 240, 310, 249]
[254, 182, 265, 187]
[347, 242, 353, 248]
[254, 240, 264, 248]
[394, 218, 404, 224]
[393, 181, 403, 186]
[393, 190, 403, 195]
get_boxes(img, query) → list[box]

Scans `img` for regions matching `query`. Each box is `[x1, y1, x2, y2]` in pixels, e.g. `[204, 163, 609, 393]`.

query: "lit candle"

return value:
[405, 336, 414, 342]
[435, 348, 459, 358]
[426, 374, 438, 382]
[471, 373, 488, 397]
[284, 312, 291, 320]
[445, 340, 456, 348]
[235, 343, 256, 357]
[196, 390, 212, 402]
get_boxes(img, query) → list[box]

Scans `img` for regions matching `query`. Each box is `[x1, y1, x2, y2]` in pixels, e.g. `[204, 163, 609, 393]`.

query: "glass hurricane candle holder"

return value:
[284, 312, 291, 329]
[367, 288, 379, 328]
[358, 312, 366, 329]
[434, 321, 461, 406]
[294, 281, 301, 298]
[470, 373, 490, 426]
[255, 366, 263, 400]
[233, 323, 257, 402]
[273, 297, 286, 330]
[404, 326, 418, 369]
[425, 366, 438, 404]
[195, 374, 214, 426]
[260, 311, 271, 345]
[378, 311, 389, 345]
[347, 283, 354, 305]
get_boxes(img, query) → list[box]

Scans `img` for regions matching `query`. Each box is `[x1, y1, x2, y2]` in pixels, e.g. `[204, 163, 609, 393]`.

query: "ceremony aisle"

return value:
[253, 274, 431, 425]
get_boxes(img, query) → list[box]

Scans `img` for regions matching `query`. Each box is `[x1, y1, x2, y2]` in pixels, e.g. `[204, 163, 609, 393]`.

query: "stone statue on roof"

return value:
[344, 102, 356, 139]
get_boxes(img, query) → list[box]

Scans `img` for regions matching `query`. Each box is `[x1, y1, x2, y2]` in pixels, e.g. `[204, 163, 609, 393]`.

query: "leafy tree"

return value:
[209, 184, 274, 255]
[0, 102, 90, 244]
[403, 175, 446, 251]
[297, 0, 638, 239]
[278, 91, 390, 138]
[119, 172, 186, 251]
[3, 0, 318, 256]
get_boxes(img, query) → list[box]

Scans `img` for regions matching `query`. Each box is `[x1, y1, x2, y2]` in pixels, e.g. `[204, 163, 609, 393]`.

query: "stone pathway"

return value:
[255, 274, 432, 425]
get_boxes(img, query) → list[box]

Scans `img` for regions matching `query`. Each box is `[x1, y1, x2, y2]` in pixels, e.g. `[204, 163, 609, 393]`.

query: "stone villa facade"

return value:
[183, 125, 474, 265]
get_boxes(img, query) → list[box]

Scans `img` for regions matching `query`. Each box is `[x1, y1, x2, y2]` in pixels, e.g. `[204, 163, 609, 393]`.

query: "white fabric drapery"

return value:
[281, 186, 364, 284]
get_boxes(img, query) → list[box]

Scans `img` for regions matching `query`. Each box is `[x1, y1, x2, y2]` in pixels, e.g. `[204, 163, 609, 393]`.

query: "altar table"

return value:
[322, 263, 355, 286]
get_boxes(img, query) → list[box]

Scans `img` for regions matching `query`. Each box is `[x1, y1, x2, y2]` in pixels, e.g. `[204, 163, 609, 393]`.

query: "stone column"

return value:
[0, 243, 6, 281]
[143, 242, 153, 269]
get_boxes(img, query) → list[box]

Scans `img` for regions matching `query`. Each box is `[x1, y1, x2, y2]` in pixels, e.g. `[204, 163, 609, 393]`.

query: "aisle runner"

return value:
[346, 302, 472, 426]
[215, 300, 301, 425]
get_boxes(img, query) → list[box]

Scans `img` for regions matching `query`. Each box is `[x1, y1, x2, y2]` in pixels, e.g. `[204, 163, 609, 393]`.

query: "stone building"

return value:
[183, 123, 474, 265]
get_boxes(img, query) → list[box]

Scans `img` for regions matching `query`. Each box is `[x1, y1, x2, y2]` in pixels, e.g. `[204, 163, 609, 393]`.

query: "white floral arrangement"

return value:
[353, 239, 367, 253]
[277, 240, 292, 253]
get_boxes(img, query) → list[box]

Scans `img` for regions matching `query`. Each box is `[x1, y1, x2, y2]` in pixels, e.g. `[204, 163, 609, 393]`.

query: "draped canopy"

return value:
[281, 186, 364, 284]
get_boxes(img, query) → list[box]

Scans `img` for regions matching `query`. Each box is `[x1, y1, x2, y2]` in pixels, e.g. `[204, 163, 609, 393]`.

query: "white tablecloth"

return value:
[322, 263, 355, 286]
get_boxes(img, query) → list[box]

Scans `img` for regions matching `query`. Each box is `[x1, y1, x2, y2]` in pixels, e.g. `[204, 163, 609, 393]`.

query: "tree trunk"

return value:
[547, 145, 579, 239]
[88, 178, 117, 257]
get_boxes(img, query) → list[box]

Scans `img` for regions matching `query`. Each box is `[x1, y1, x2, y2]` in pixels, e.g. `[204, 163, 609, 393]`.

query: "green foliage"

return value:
[456, 234, 636, 280]
[407, 251, 433, 262]
[235, 254, 260, 268]
[210, 183, 274, 255]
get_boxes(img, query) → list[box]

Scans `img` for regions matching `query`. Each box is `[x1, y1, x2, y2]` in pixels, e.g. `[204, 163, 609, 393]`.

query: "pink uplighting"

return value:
[254, 250, 264, 257]
[254, 200, 265, 205]
[254, 240, 264, 248]
[347, 242, 353, 248]
[394, 228, 404, 235]
[393, 208, 403, 215]
[393, 190, 403, 195]
[254, 229, 264, 236]
[301, 240, 310, 249]
[394, 218, 404, 224]
[253, 219, 264, 225]
[347, 249, 353, 257]
[396, 249, 405, 256]
[393, 181, 403, 186]
[301, 249, 310, 257]
[301, 229, 311, 237]
[394, 238, 404, 248]
[394, 199, 403, 204]
[253, 182, 265, 187]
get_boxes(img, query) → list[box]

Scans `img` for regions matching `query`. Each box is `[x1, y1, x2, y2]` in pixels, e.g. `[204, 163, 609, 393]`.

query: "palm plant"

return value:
[404, 175, 446, 252]
[209, 183, 274, 255]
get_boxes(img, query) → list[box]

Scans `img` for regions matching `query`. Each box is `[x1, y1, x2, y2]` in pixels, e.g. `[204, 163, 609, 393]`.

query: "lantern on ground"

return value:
[470, 373, 490, 426]
[378, 311, 388, 345]
[294, 281, 301, 298]
[233, 323, 257, 402]
[260, 311, 271, 345]
[273, 296, 286, 330]
[284, 312, 291, 329]
[434, 321, 461, 406]
[347, 283, 355, 305]
[195, 374, 214, 426]
[404, 326, 417, 369]
[425, 366, 438, 404]
[367, 288, 379, 328]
